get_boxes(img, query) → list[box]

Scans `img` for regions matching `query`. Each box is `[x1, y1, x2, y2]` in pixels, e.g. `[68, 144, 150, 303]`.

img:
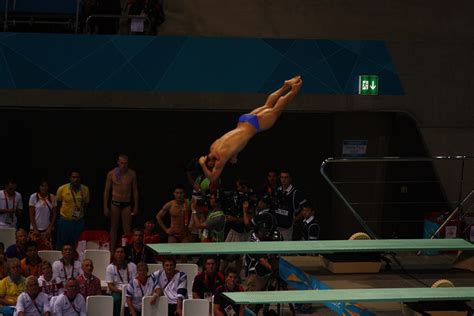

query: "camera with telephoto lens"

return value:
[219, 190, 258, 216]
[192, 191, 209, 208]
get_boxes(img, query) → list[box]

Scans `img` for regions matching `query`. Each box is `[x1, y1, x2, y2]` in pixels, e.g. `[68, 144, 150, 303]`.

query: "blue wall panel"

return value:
[0, 33, 404, 95]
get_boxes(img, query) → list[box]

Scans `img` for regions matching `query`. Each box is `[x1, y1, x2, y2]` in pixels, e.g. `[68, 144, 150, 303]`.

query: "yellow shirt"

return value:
[0, 276, 26, 306]
[56, 184, 90, 220]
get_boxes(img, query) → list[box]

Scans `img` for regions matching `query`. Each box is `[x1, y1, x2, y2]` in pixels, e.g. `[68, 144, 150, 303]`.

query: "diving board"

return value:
[147, 238, 474, 255]
[222, 287, 474, 304]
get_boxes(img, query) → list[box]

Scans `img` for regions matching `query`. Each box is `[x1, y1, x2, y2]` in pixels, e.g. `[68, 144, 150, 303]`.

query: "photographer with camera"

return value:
[244, 211, 280, 314]
[191, 193, 225, 243]
[219, 179, 253, 274]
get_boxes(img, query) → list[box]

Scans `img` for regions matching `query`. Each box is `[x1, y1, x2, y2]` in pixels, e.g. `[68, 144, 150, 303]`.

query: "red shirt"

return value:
[77, 273, 102, 297]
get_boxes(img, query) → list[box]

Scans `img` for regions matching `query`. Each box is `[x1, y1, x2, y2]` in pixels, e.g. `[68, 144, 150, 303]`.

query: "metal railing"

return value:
[320, 156, 474, 240]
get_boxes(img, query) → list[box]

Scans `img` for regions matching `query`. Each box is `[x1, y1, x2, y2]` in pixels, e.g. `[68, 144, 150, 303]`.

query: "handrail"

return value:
[2, 0, 81, 32]
[320, 156, 474, 240]
[85, 14, 150, 34]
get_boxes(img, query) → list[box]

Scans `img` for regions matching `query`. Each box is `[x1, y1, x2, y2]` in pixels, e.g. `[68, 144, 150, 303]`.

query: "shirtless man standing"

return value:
[199, 75, 302, 182]
[155, 186, 191, 244]
[104, 154, 139, 250]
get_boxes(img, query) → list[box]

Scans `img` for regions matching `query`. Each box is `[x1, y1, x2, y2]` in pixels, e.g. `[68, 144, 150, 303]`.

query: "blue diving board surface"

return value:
[147, 238, 474, 255]
[223, 287, 474, 304]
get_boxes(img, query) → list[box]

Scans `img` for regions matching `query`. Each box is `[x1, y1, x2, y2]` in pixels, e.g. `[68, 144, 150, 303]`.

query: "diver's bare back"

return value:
[210, 123, 257, 162]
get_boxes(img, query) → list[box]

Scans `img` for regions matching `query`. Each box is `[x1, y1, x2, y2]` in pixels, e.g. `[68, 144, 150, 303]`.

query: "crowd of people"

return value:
[0, 151, 320, 315]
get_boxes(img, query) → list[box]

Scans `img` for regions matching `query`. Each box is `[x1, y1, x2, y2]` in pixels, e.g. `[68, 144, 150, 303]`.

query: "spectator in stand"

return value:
[106, 246, 137, 316]
[143, 220, 159, 244]
[15, 275, 50, 316]
[258, 169, 280, 198]
[77, 259, 102, 298]
[52, 244, 82, 286]
[124, 228, 155, 264]
[28, 179, 57, 250]
[0, 258, 26, 316]
[0, 242, 5, 279]
[5, 228, 27, 260]
[275, 169, 306, 241]
[104, 154, 139, 251]
[0, 178, 23, 229]
[20, 241, 43, 277]
[192, 255, 224, 300]
[38, 261, 64, 300]
[152, 256, 187, 316]
[191, 194, 225, 243]
[124, 0, 165, 35]
[56, 170, 90, 250]
[213, 267, 244, 316]
[126, 262, 158, 316]
[52, 278, 86, 316]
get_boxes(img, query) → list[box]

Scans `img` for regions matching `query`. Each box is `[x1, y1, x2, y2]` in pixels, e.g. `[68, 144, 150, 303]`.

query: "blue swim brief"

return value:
[238, 114, 261, 132]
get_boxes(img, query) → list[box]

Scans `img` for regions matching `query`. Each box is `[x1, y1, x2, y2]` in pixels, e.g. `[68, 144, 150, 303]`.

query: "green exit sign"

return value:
[359, 75, 379, 95]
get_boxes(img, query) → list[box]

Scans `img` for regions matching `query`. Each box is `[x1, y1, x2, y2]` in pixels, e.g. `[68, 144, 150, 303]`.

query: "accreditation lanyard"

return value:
[37, 193, 52, 212]
[116, 264, 130, 284]
[62, 260, 75, 280]
[132, 247, 145, 262]
[28, 293, 42, 315]
[69, 185, 83, 210]
[68, 296, 80, 315]
[3, 190, 15, 209]
[136, 276, 148, 297]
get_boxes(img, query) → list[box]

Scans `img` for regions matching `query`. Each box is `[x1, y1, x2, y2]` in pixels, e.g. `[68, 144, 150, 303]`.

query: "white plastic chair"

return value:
[38, 250, 62, 264]
[176, 263, 198, 296]
[183, 299, 209, 316]
[120, 284, 127, 316]
[142, 295, 168, 316]
[86, 295, 113, 316]
[84, 249, 110, 281]
[0, 227, 15, 248]
[147, 263, 162, 273]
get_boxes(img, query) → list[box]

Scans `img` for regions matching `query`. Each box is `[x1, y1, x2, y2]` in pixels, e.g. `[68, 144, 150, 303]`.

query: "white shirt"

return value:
[38, 275, 65, 299]
[52, 293, 86, 316]
[52, 259, 82, 285]
[152, 270, 187, 304]
[0, 190, 23, 228]
[106, 262, 137, 290]
[125, 276, 157, 310]
[29, 193, 57, 231]
[16, 291, 50, 315]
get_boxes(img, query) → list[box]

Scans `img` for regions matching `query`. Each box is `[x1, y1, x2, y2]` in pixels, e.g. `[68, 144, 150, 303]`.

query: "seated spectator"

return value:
[106, 246, 137, 316]
[21, 241, 43, 277]
[5, 228, 27, 260]
[38, 261, 64, 300]
[125, 0, 165, 35]
[191, 194, 225, 243]
[52, 278, 86, 316]
[15, 275, 50, 316]
[143, 220, 159, 244]
[192, 255, 224, 300]
[0, 258, 26, 316]
[213, 267, 244, 316]
[124, 228, 156, 264]
[77, 259, 102, 298]
[126, 262, 157, 316]
[0, 242, 6, 279]
[0, 178, 23, 229]
[52, 244, 82, 286]
[152, 256, 187, 316]
[28, 179, 58, 251]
